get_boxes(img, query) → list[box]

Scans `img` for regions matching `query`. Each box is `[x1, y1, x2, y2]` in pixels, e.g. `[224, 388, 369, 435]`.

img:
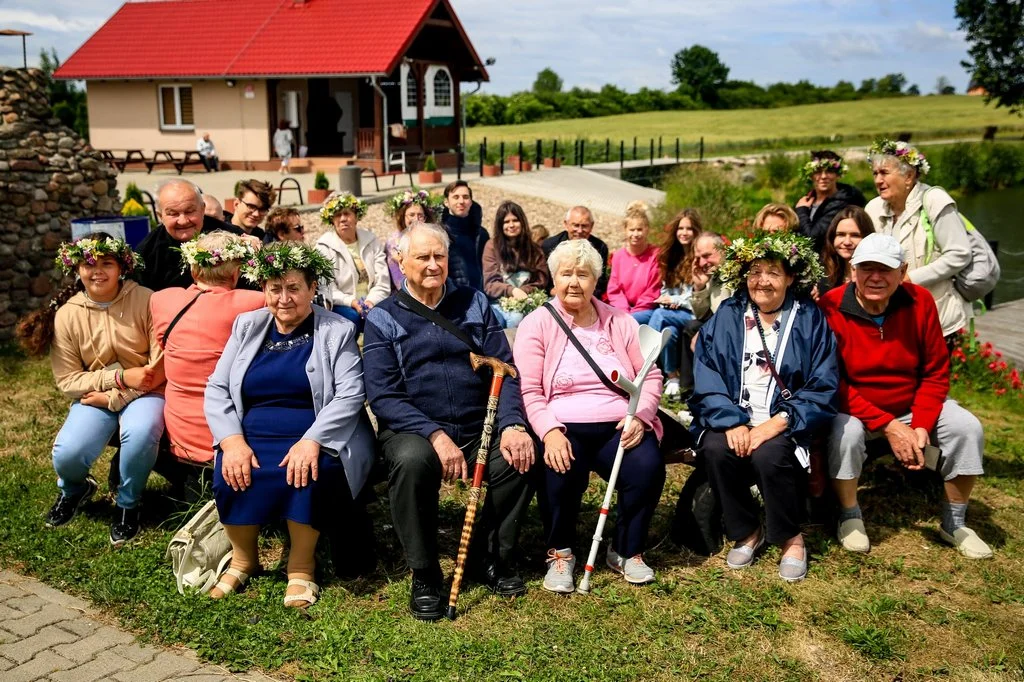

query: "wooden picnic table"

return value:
[98, 149, 145, 172]
[145, 150, 206, 175]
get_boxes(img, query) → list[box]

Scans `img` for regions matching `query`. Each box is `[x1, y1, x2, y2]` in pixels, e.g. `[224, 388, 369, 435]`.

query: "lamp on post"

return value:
[461, 57, 495, 165]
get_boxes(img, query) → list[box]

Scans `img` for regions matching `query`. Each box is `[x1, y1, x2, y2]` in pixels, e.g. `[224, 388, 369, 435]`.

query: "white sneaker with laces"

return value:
[606, 546, 656, 585]
[543, 548, 576, 593]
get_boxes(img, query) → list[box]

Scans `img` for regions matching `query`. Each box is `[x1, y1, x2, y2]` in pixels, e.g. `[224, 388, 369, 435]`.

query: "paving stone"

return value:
[49, 650, 135, 682]
[175, 675, 233, 682]
[232, 672, 280, 682]
[0, 583, 27, 601]
[56, 617, 98, 637]
[4, 603, 81, 637]
[60, 625, 134, 663]
[4, 649, 74, 682]
[0, 654, 14, 671]
[110, 642, 161, 664]
[113, 651, 199, 682]
[6, 594, 46, 615]
[0, 624, 78, 663]
[0, 603, 22, 620]
[27, 582, 91, 613]
[0, 570, 30, 585]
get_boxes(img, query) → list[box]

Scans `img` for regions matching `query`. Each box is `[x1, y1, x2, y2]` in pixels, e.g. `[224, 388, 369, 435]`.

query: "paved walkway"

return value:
[475, 166, 666, 216]
[0, 571, 278, 682]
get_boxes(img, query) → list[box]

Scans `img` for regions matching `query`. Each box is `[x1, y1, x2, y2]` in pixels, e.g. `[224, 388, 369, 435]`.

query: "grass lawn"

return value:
[1, 349, 1023, 681]
[466, 96, 1024, 155]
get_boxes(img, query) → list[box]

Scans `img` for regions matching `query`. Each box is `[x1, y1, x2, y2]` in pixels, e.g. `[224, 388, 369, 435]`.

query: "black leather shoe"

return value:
[475, 557, 527, 598]
[409, 571, 445, 621]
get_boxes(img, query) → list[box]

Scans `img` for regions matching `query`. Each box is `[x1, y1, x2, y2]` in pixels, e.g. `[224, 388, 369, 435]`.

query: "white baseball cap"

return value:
[851, 233, 905, 269]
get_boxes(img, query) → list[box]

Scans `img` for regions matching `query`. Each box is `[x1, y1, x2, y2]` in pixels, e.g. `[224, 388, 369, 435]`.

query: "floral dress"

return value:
[740, 305, 782, 428]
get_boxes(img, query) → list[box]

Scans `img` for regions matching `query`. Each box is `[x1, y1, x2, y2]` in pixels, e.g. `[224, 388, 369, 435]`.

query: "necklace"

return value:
[753, 301, 784, 316]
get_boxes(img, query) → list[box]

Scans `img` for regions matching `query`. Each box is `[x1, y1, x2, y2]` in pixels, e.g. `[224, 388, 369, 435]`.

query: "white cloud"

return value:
[904, 21, 965, 51]
[0, 8, 102, 33]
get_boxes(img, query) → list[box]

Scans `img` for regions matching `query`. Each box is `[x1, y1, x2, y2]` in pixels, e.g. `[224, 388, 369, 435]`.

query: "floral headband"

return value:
[385, 188, 444, 220]
[715, 231, 824, 295]
[175, 235, 258, 273]
[240, 241, 334, 285]
[56, 236, 143, 276]
[799, 156, 848, 183]
[319, 191, 368, 224]
[868, 139, 930, 176]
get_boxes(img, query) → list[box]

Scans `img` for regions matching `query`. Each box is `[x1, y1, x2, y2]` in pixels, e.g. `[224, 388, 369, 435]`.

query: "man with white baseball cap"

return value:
[819, 233, 991, 559]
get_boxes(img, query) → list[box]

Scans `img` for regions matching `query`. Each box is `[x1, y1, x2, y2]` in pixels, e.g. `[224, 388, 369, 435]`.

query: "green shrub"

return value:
[120, 198, 148, 217]
[313, 171, 329, 190]
[759, 152, 800, 191]
[423, 154, 438, 172]
[123, 182, 144, 204]
[657, 164, 773, 235]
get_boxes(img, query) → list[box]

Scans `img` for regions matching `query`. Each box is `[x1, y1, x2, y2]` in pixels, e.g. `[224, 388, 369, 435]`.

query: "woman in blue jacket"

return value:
[691, 231, 837, 582]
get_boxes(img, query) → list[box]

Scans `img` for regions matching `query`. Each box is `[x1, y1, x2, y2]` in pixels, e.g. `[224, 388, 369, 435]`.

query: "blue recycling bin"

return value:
[70, 216, 150, 249]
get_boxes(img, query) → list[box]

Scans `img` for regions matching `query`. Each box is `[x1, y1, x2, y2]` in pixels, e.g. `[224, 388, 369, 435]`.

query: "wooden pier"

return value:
[972, 298, 1024, 367]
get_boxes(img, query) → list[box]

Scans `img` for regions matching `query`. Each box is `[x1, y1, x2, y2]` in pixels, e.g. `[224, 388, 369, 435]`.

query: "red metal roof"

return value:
[55, 0, 483, 80]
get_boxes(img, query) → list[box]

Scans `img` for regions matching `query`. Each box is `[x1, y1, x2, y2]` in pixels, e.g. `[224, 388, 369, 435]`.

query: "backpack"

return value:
[920, 191, 1000, 302]
[165, 500, 233, 595]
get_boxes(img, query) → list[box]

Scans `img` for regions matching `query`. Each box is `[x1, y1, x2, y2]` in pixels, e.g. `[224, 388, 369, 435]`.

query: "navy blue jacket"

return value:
[690, 291, 839, 448]
[442, 202, 489, 292]
[363, 283, 525, 444]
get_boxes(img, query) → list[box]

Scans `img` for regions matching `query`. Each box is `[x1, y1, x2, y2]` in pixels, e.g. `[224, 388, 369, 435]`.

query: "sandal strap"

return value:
[213, 567, 252, 596]
[283, 578, 320, 606]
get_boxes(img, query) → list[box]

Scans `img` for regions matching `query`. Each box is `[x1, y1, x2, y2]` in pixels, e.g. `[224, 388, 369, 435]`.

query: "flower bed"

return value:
[950, 331, 1022, 397]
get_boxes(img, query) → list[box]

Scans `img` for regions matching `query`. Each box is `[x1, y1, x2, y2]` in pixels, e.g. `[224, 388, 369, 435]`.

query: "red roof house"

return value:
[56, 0, 489, 171]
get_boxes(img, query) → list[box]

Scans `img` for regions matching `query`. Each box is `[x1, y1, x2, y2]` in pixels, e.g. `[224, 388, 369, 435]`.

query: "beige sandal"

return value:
[211, 567, 250, 598]
[283, 578, 320, 608]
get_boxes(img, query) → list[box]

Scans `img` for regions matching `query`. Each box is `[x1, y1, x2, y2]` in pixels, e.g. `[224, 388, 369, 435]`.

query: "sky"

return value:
[0, 0, 974, 95]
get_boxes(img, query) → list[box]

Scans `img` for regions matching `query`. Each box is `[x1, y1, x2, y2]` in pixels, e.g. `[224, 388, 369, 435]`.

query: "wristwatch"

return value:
[775, 410, 790, 424]
[503, 424, 528, 434]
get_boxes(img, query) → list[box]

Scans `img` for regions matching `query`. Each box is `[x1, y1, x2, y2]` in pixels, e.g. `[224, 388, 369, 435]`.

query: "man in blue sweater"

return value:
[440, 181, 489, 292]
[363, 223, 535, 621]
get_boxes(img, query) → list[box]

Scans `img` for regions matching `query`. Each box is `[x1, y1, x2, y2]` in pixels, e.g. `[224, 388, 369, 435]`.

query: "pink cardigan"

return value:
[606, 245, 661, 313]
[513, 296, 664, 441]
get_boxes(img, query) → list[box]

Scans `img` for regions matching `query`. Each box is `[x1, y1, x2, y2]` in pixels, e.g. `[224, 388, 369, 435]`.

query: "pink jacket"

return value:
[606, 245, 661, 313]
[513, 296, 664, 441]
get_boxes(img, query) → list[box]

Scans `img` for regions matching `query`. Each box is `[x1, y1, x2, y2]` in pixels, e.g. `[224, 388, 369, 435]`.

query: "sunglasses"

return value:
[240, 199, 268, 214]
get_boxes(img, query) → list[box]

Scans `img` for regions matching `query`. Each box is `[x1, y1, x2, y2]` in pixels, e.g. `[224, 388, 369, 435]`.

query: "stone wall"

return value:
[0, 67, 119, 341]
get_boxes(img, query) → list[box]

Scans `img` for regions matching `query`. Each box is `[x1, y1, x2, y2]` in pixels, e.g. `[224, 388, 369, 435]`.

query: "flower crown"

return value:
[385, 188, 444, 220]
[799, 156, 848, 183]
[319, 191, 368, 224]
[175, 235, 258, 273]
[715, 231, 824, 295]
[55, 236, 143, 276]
[868, 139, 930, 176]
[240, 241, 334, 285]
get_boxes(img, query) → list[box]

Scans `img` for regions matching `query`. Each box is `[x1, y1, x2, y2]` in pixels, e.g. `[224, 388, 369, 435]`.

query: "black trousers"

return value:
[701, 431, 804, 545]
[379, 429, 533, 571]
[678, 318, 705, 394]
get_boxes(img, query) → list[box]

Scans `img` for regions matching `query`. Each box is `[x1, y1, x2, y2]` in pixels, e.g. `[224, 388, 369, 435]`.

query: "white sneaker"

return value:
[664, 378, 681, 397]
[837, 518, 870, 553]
[939, 526, 993, 559]
[543, 548, 576, 593]
[606, 546, 656, 585]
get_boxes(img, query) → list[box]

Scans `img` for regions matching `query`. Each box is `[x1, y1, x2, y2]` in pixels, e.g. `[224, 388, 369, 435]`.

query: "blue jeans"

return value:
[648, 307, 694, 375]
[52, 394, 165, 509]
[631, 309, 655, 325]
[490, 303, 524, 329]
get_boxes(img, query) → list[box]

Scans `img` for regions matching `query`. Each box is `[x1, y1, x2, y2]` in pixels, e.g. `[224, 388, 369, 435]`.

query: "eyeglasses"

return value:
[240, 199, 268, 214]
[289, 224, 305, 234]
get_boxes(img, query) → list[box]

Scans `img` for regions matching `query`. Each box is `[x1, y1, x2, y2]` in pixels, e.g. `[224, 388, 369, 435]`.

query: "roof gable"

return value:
[55, 0, 483, 80]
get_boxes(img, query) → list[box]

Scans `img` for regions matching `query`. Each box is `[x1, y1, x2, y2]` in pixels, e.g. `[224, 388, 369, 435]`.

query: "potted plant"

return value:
[482, 149, 502, 177]
[543, 155, 561, 168]
[418, 154, 443, 184]
[224, 180, 242, 212]
[507, 155, 532, 172]
[308, 171, 331, 204]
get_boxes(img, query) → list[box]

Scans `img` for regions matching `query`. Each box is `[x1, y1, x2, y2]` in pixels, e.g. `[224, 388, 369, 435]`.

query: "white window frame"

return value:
[432, 69, 451, 107]
[158, 84, 194, 131]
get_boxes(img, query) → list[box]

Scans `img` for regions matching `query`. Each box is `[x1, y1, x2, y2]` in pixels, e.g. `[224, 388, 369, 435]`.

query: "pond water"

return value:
[956, 186, 1024, 306]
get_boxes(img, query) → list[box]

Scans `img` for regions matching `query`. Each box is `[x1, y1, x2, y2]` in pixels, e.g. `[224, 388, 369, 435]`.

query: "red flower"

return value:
[952, 373, 960, 380]
[989, 362, 998, 370]
[996, 388, 1007, 396]
[995, 351, 1003, 359]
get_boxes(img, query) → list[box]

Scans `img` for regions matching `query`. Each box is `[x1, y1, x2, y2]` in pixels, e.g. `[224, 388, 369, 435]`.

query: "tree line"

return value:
[466, 46, 954, 127]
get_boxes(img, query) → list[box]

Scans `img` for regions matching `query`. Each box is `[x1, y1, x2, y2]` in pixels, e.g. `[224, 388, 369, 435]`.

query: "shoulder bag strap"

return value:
[752, 309, 792, 400]
[161, 290, 206, 348]
[543, 302, 628, 399]
[396, 288, 481, 355]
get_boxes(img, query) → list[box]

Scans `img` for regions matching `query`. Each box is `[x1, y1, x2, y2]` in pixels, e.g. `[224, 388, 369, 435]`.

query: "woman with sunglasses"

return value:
[231, 179, 275, 241]
[264, 207, 305, 243]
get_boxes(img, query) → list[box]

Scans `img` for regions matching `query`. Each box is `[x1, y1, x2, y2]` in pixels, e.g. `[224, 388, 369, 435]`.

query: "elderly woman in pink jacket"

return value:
[513, 239, 664, 594]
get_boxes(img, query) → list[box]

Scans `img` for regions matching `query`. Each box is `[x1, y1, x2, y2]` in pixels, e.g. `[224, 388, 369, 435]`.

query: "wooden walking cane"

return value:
[446, 352, 517, 621]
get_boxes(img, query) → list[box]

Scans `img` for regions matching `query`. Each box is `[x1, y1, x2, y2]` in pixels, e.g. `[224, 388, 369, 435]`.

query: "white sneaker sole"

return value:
[542, 579, 575, 594]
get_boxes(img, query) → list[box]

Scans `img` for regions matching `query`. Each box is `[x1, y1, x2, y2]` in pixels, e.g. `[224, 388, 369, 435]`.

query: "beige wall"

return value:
[86, 79, 272, 162]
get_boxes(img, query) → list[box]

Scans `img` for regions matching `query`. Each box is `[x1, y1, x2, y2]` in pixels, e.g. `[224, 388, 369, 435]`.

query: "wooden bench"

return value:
[98, 149, 145, 172]
[145, 150, 207, 175]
